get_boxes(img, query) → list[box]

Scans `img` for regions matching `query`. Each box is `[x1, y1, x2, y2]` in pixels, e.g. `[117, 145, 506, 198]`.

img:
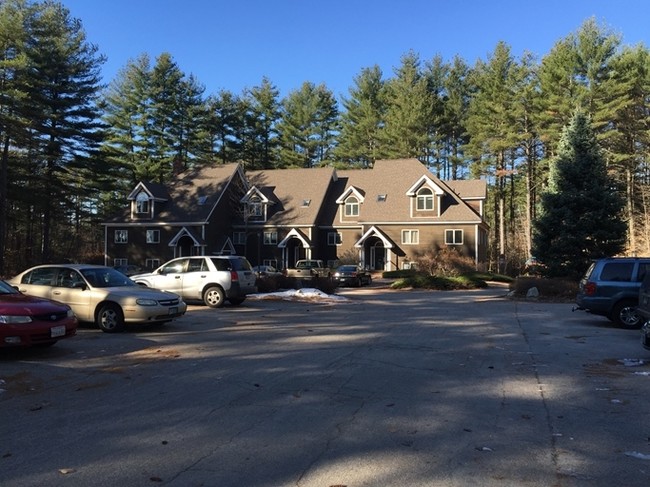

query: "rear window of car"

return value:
[22, 268, 57, 285]
[210, 257, 252, 272]
[599, 262, 634, 282]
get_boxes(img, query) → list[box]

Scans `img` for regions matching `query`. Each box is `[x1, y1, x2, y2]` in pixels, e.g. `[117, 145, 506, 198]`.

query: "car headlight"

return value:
[0, 315, 33, 324]
[67, 309, 75, 318]
[136, 298, 158, 306]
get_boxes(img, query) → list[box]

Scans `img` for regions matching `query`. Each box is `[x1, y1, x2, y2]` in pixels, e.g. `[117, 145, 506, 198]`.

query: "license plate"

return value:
[168, 307, 178, 315]
[51, 325, 66, 338]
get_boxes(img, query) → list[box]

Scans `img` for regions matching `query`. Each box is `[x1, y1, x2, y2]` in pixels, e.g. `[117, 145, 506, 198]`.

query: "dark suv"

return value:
[575, 257, 650, 328]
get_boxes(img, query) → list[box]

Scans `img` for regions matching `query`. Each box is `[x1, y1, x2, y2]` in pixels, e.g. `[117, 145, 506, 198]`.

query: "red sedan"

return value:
[0, 280, 77, 347]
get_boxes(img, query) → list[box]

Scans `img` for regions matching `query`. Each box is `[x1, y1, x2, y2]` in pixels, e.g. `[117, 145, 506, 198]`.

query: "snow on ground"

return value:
[248, 288, 348, 302]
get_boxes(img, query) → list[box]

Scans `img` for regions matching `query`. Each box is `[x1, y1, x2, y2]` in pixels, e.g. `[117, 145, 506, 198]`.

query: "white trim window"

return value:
[114, 258, 128, 267]
[327, 232, 342, 246]
[145, 258, 160, 269]
[146, 229, 160, 244]
[445, 229, 463, 245]
[263, 231, 278, 245]
[115, 230, 128, 244]
[248, 195, 264, 220]
[233, 232, 246, 245]
[263, 259, 278, 267]
[344, 196, 359, 217]
[416, 187, 434, 210]
[135, 192, 150, 214]
[401, 229, 419, 245]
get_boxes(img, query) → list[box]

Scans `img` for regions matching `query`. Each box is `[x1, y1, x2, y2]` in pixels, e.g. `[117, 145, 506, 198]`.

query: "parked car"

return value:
[113, 264, 145, 276]
[575, 257, 650, 328]
[283, 260, 331, 279]
[9, 264, 186, 333]
[333, 265, 372, 287]
[0, 279, 77, 347]
[131, 256, 257, 308]
[252, 265, 282, 279]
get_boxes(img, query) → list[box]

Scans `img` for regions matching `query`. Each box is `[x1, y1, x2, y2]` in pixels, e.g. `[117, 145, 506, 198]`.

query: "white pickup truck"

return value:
[283, 260, 331, 279]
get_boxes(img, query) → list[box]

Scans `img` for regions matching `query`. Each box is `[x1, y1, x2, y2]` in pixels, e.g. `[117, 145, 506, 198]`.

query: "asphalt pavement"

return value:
[1, 283, 650, 486]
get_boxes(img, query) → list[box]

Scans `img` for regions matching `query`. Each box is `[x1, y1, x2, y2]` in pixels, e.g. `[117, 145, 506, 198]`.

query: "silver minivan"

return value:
[132, 256, 257, 308]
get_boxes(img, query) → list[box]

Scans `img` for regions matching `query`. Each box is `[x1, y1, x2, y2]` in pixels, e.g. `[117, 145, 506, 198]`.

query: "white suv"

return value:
[132, 256, 257, 308]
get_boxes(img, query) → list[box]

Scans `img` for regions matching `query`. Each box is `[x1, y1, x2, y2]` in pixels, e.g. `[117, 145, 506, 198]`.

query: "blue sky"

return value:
[62, 0, 650, 100]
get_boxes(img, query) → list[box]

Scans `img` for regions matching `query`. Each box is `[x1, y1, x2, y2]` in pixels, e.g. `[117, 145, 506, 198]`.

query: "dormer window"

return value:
[248, 195, 263, 219]
[416, 187, 434, 211]
[344, 196, 359, 217]
[135, 192, 150, 214]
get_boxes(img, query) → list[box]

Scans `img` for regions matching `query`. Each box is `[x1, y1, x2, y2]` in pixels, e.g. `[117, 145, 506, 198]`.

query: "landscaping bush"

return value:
[391, 274, 488, 290]
[510, 276, 578, 301]
[415, 247, 476, 277]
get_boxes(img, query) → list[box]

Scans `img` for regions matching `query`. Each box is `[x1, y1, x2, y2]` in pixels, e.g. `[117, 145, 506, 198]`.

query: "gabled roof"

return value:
[245, 167, 337, 226]
[116, 163, 245, 224]
[330, 158, 486, 223]
[335, 185, 366, 204]
[127, 181, 170, 202]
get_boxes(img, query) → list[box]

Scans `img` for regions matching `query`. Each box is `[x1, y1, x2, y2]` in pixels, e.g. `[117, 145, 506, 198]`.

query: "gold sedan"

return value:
[10, 264, 186, 333]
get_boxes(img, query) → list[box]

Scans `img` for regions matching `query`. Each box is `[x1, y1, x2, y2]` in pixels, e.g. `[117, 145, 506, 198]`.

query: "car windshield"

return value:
[80, 268, 136, 288]
[0, 280, 19, 295]
[338, 266, 356, 271]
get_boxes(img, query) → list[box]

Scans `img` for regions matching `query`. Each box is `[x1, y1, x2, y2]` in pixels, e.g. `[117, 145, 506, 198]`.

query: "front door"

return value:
[369, 241, 386, 271]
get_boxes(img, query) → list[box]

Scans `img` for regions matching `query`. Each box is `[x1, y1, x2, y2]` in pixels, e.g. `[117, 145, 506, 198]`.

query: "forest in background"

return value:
[0, 0, 648, 276]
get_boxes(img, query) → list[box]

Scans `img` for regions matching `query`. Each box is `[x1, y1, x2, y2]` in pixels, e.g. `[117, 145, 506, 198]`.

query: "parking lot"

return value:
[1, 284, 650, 487]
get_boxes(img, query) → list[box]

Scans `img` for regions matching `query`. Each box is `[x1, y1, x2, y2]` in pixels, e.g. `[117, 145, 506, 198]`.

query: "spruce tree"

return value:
[533, 111, 626, 277]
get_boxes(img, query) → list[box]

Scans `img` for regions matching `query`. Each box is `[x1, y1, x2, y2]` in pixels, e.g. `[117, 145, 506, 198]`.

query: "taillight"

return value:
[584, 282, 597, 296]
[230, 271, 239, 282]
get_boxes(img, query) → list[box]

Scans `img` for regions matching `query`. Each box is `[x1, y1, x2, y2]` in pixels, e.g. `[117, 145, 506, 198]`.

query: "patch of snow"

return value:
[249, 288, 348, 302]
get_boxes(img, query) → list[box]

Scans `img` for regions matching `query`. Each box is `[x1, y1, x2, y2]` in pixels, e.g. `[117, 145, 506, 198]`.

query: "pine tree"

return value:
[533, 111, 626, 277]
[441, 55, 471, 179]
[336, 65, 385, 167]
[380, 51, 433, 160]
[595, 45, 650, 253]
[22, 1, 105, 263]
[277, 82, 339, 168]
[241, 77, 281, 169]
[465, 42, 521, 265]
[205, 89, 244, 164]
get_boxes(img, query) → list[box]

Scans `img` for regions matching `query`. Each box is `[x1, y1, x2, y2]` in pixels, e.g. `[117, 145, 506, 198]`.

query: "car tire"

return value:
[204, 286, 225, 308]
[97, 303, 125, 333]
[229, 297, 246, 305]
[610, 300, 643, 329]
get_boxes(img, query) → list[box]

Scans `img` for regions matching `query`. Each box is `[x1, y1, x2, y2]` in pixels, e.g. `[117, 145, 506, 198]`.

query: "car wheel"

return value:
[204, 286, 225, 308]
[356, 278, 362, 287]
[97, 303, 125, 333]
[229, 297, 246, 305]
[611, 300, 643, 329]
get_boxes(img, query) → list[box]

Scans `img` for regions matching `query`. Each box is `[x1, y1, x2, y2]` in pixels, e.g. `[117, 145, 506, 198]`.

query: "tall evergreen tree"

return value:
[422, 54, 448, 173]
[441, 55, 472, 179]
[277, 81, 339, 167]
[380, 51, 433, 160]
[596, 45, 650, 253]
[0, 0, 31, 272]
[336, 65, 385, 167]
[241, 77, 281, 169]
[101, 54, 152, 186]
[22, 0, 105, 263]
[465, 42, 521, 265]
[205, 89, 244, 164]
[533, 111, 626, 277]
